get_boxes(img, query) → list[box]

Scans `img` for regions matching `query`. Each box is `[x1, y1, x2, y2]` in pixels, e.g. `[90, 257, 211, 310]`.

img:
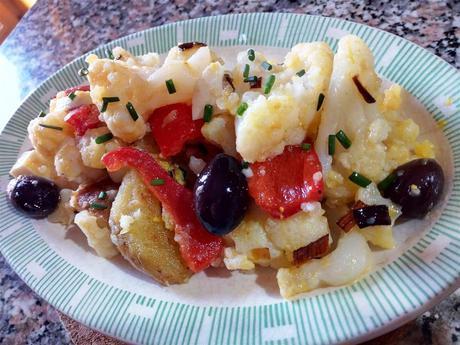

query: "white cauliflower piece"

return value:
[52, 90, 92, 112]
[277, 232, 372, 298]
[74, 210, 118, 258]
[201, 114, 237, 156]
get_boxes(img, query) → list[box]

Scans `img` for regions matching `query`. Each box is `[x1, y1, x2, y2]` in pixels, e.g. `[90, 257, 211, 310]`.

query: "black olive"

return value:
[382, 159, 444, 219]
[8, 176, 60, 219]
[353, 205, 391, 229]
[194, 154, 249, 236]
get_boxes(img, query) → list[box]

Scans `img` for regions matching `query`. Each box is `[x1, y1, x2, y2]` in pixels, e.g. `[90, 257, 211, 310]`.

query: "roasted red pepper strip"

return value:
[102, 147, 223, 272]
[248, 145, 323, 219]
[65, 104, 103, 136]
[149, 103, 204, 158]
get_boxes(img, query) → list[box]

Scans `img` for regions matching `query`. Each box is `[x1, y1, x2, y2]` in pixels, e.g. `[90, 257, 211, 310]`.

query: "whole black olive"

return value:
[194, 154, 249, 236]
[8, 175, 60, 219]
[382, 159, 444, 219]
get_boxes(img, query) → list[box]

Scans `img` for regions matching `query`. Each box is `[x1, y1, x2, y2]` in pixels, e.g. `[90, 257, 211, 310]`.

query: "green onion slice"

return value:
[247, 49, 255, 61]
[126, 102, 139, 121]
[203, 104, 213, 123]
[165, 79, 176, 94]
[68, 92, 76, 101]
[301, 143, 311, 151]
[335, 130, 352, 149]
[90, 202, 108, 210]
[328, 134, 335, 155]
[106, 49, 114, 60]
[349, 172, 372, 188]
[242, 161, 250, 169]
[244, 76, 258, 83]
[377, 173, 397, 192]
[38, 111, 46, 118]
[261, 61, 272, 71]
[317, 93, 325, 111]
[236, 102, 248, 116]
[296, 69, 306, 77]
[101, 96, 120, 112]
[39, 124, 63, 131]
[263, 75, 276, 94]
[243, 64, 250, 78]
[97, 191, 107, 200]
[95, 133, 113, 144]
[151, 178, 165, 186]
[78, 67, 89, 77]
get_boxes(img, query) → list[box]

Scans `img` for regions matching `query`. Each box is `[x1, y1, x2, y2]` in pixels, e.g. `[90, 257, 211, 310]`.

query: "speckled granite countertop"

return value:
[0, 0, 458, 344]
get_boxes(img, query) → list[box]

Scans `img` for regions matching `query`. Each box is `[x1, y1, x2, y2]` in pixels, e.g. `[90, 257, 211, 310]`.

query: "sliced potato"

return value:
[109, 170, 191, 284]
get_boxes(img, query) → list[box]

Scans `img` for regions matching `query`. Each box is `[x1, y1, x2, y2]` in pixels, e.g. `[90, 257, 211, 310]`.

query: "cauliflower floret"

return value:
[86, 46, 212, 143]
[277, 232, 372, 298]
[78, 127, 125, 169]
[74, 210, 118, 258]
[54, 139, 106, 184]
[201, 114, 237, 156]
[52, 90, 92, 113]
[235, 43, 332, 162]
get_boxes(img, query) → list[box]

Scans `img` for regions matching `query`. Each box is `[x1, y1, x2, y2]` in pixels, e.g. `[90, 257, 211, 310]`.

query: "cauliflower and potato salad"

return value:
[8, 37, 445, 299]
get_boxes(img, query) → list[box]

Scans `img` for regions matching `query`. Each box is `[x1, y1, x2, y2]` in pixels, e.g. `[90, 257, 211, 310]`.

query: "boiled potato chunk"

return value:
[109, 170, 191, 284]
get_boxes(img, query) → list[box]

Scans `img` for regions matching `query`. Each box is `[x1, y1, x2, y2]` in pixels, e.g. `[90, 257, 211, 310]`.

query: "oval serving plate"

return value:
[0, 13, 459, 345]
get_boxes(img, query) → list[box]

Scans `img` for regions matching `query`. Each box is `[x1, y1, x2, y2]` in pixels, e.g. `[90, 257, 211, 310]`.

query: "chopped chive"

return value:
[244, 76, 258, 83]
[68, 92, 76, 101]
[203, 104, 213, 122]
[101, 96, 120, 112]
[349, 172, 372, 188]
[39, 124, 63, 131]
[328, 134, 336, 155]
[317, 93, 325, 111]
[247, 49, 255, 61]
[97, 191, 107, 200]
[236, 102, 248, 116]
[243, 64, 250, 78]
[38, 111, 46, 118]
[90, 202, 108, 210]
[263, 75, 276, 94]
[126, 102, 139, 121]
[261, 61, 272, 71]
[242, 161, 249, 169]
[106, 48, 114, 60]
[95, 133, 113, 144]
[377, 173, 397, 192]
[78, 67, 89, 77]
[151, 178, 165, 186]
[296, 69, 306, 77]
[335, 130, 352, 149]
[301, 143, 311, 151]
[165, 79, 176, 94]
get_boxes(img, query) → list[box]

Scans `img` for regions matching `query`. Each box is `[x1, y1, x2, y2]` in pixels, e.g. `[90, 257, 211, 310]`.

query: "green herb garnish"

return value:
[203, 104, 213, 123]
[296, 69, 306, 77]
[151, 178, 165, 186]
[263, 75, 276, 94]
[68, 92, 76, 101]
[377, 173, 397, 192]
[243, 64, 250, 78]
[301, 143, 311, 151]
[244, 76, 258, 83]
[97, 191, 107, 200]
[261, 61, 272, 71]
[328, 134, 336, 155]
[317, 93, 325, 111]
[236, 102, 248, 116]
[101, 96, 120, 112]
[242, 161, 250, 169]
[165, 79, 176, 94]
[247, 49, 255, 61]
[349, 172, 372, 188]
[126, 102, 139, 121]
[335, 130, 352, 149]
[38, 111, 46, 118]
[39, 124, 63, 131]
[95, 133, 113, 144]
[90, 202, 108, 210]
